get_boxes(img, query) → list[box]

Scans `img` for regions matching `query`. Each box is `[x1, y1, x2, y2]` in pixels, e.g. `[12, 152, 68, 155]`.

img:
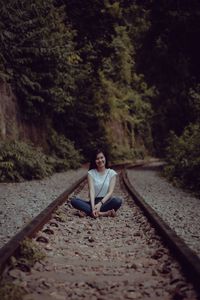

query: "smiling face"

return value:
[95, 152, 106, 169]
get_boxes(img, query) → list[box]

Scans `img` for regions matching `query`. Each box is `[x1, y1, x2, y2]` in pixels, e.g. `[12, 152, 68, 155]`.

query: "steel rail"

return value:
[0, 162, 138, 275]
[122, 168, 200, 292]
[2, 157, 199, 295]
[0, 174, 87, 274]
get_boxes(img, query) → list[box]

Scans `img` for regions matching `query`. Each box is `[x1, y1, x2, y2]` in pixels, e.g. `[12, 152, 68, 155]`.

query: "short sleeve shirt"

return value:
[88, 168, 117, 198]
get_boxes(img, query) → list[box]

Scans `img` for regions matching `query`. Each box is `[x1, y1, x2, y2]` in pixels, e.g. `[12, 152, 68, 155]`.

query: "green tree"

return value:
[0, 0, 77, 118]
[0, 0, 156, 163]
[137, 0, 200, 154]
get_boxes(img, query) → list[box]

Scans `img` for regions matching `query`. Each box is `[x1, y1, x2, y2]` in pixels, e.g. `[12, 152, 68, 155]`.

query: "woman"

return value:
[71, 149, 122, 217]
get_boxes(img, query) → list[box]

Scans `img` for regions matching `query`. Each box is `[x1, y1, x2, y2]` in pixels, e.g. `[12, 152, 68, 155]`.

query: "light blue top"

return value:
[88, 168, 117, 197]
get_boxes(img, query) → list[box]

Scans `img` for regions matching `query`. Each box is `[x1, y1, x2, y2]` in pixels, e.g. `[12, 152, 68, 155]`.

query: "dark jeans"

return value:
[71, 197, 122, 215]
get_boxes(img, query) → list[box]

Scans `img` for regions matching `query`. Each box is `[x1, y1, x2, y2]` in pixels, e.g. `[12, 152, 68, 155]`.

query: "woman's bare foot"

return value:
[98, 209, 116, 217]
[77, 210, 87, 217]
[109, 209, 116, 217]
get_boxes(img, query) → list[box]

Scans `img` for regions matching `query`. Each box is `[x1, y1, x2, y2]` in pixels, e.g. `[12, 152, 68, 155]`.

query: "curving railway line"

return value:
[0, 164, 200, 299]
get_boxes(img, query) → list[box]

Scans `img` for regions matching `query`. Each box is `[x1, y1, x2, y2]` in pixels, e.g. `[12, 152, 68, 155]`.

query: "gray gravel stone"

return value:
[2, 175, 197, 300]
[0, 168, 87, 248]
[127, 162, 200, 257]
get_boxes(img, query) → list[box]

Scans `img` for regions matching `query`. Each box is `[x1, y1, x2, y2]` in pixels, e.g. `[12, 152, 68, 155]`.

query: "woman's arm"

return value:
[88, 174, 95, 210]
[95, 175, 116, 211]
[101, 175, 116, 204]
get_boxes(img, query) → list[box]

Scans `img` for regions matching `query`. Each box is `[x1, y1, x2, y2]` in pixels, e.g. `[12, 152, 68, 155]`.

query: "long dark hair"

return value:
[89, 149, 109, 170]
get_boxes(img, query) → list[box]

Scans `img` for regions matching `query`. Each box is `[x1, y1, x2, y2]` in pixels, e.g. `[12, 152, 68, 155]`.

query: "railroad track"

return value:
[0, 165, 200, 299]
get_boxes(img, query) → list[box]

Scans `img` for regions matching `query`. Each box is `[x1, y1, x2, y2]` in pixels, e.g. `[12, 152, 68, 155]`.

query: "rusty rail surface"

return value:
[122, 168, 200, 292]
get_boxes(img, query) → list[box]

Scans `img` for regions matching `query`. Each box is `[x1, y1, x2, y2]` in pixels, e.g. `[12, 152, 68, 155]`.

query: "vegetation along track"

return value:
[0, 165, 200, 300]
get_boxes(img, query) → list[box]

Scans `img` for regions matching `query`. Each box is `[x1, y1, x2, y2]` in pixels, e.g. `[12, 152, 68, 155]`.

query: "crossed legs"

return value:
[71, 197, 122, 217]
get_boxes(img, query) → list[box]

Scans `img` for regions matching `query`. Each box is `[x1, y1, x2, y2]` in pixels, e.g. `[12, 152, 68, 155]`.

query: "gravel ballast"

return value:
[0, 168, 87, 249]
[127, 162, 200, 257]
[2, 174, 198, 300]
[1, 161, 200, 261]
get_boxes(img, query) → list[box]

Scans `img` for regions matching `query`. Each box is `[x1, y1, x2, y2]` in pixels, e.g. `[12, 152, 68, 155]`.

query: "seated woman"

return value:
[71, 149, 122, 217]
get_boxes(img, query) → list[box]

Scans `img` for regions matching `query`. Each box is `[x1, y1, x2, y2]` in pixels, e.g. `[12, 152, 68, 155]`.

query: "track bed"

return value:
[1, 172, 198, 300]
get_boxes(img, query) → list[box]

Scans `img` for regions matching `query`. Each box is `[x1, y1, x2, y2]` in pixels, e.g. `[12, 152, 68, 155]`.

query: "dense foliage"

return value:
[164, 124, 200, 194]
[136, 0, 200, 191]
[0, 0, 154, 158]
[47, 130, 83, 171]
[0, 140, 81, 182]
[0, 0, 200, 191]
[64, 1, 155, 157]
[137, 0, 200, 153]
[0, 141, 53, 181]
[0, 0, 77, 117]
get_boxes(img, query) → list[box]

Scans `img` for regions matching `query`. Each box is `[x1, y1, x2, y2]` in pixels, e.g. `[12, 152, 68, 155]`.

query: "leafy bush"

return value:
[48, 130, 83, 171]
[0, 141, 53, 182]
[0, 136, 83, 182]
[164, 123, 200, 193]
[110, 144, 145, 163]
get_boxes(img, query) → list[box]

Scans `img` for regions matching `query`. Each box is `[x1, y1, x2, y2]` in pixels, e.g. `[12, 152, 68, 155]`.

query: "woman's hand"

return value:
[91, 202, 102, 218]
[92, 209, 99, 218]
[94, 202, 102, 212]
